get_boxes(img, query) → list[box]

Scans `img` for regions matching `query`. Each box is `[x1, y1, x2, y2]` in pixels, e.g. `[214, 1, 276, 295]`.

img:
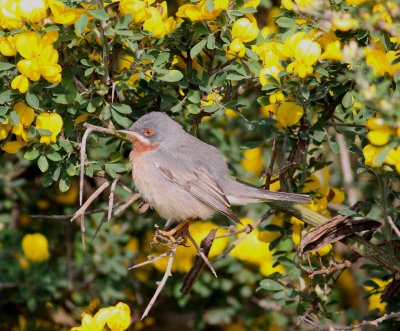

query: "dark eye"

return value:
[143, 128, 154, 137]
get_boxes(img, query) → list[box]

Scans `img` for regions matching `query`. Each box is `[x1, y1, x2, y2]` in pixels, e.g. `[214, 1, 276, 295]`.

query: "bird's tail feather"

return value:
[228, 184, 311, 205]
[253, 188, 311, 204]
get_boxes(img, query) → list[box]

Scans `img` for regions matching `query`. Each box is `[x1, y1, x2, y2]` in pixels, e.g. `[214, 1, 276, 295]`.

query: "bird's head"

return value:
[118, 112, 184, 147]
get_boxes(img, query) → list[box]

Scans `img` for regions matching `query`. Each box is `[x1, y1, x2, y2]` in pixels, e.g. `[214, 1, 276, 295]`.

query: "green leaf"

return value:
[342, 91, 353, 108]
[111, 109, 132, 128]
[59, 176, 71, 192]
[75, 13, 88, 36]
[47, 152, 62, 162]
[37, 128, 52, 136]
[24, 149, 40, 161]
[89, 9, 109, 21]
[112, 103, 132, 114]
[187, 90, 200, 104]
[37, 155, 49, 172]
[0, 106, 8, 116]
[190, 39, 207, 59]
[226, 73, 245, 81]
[0, 62, 15, 71]
[154, 52, 170, 67]
[8, 110, 20, 125]
[276, 17, 297, 28]
[0, 90, 12, 104]
[207, 34, 215, 50]
[259, 279, 285, 291]
[159, 70, 184, 82]
[105, 163, 129, 178]
[115, 14, 132, 30]
[66, 163, 77, 176]
[187, 104, 200, 114]
[26, 92, 39, 108]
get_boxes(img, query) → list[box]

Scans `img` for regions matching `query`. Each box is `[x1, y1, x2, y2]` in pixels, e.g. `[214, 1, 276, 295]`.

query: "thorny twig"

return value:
[108, 178, 118, 222]
[80, 127, 93, 206]
[140, 246, 177, 320]
[184, 227, 217, 278]
[30, 194, 140, 220]
[299, 259, 352, 279]
[71, 181, 110, 251]
[128, 252, 170, 270]
[299, 311, 400, 330]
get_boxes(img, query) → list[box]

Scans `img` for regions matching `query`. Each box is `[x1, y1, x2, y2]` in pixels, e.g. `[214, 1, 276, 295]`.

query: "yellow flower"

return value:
[287, 39, 321, 78]
[143, 2, 176, 39]
[11, 75, 30, 93]
[14, 31, 62, 84]
[241, 0, 260, 8]
[332, 16, 357, 32]
[49, 0, 83, 25]
[275, 102, 304, 128]
[320, 40, 342, 61]
[241, 147, 264, 176]
[384, 146, 400, 173]
[18, 0, 48, 22]
[228, 38, 246, 58]
[1, 140, 27, 153]
[345, 0, 367, 5]
[364, 278, 391, 312]
[12, 102, 35, 141]
[232, 15, 259, 43]
[230, 218, 284, 276]
[36, 112, 63, 145]
[176, 0, 228, 22]
[0, 0, 23, 29]
[119, 0, 154, 23]
[259, 64, 281, 86]
[366, 118, 394, 146]
[282, 0, 313, 11]
[21, 233, 50, 262]
[0, 35, 17, 56]
[106, 302, 131, 331]
[363, 144, 387, 168]
[364, 48, 400, 77]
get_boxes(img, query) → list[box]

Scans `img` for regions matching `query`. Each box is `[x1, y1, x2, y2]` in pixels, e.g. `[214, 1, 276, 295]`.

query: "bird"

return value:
[118, 112, 310, 229]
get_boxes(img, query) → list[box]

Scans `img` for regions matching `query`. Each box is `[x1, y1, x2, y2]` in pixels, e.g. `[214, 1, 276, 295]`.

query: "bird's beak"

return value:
[117, 130, 150, 144]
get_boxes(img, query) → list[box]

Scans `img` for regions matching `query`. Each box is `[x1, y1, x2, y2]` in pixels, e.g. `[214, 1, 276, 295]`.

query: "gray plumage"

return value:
[120, 112, 310, 223]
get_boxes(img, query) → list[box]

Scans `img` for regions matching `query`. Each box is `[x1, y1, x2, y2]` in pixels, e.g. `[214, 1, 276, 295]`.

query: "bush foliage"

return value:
[1, 0, 400, 330]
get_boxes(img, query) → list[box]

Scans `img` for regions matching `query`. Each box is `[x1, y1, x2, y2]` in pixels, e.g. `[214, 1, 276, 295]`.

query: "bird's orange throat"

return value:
[129, 136, 159, 160]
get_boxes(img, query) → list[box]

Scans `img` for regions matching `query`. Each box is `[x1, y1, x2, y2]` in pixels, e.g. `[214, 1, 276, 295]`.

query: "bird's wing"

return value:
[153, 159, 241, 224]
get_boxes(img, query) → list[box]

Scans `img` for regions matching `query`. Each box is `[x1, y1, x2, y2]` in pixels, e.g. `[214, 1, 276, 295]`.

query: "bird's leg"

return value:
[154, 219, 192, 245]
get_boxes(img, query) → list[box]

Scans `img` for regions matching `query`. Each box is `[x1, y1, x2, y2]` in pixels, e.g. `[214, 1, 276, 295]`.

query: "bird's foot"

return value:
[151, 219, 192, 247]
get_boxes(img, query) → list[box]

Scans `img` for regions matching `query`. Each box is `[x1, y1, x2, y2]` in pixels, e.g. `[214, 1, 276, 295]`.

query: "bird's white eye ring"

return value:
[143, 128, 154, 137]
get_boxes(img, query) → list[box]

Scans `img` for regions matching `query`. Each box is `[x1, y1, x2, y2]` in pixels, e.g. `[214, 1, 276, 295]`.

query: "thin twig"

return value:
[30, 195, 139, 220]
[140, 246, 177, 320]
[72, 181, 111, 222]
[80, 127, 93, 205]
[387, 215, 400, 239]
[299, 311, 400, 330]
[128, 252, 169, 270]
[108, 178, 118, 222]
[185, 228, 217, 278]
[336, 133, 357, 205]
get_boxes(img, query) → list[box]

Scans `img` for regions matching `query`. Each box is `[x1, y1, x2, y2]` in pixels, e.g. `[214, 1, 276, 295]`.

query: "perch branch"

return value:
[140, 246, 177, 320]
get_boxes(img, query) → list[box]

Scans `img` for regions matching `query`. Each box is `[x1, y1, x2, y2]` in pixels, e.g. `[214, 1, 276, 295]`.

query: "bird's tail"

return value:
[228, 183, 311, 205]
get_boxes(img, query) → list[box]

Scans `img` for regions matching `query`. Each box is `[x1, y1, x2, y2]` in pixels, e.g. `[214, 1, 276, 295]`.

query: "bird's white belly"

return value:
[132, 156, 215, 221]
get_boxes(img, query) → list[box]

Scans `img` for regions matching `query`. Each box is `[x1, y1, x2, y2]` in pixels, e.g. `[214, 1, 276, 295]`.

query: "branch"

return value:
[300, 311, 400, 330]
[270, 201, 400, 273]
[140, 246, 177, 320]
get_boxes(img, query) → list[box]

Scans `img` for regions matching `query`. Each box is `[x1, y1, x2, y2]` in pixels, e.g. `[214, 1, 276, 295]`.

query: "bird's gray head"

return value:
[119, 112, 184, 146]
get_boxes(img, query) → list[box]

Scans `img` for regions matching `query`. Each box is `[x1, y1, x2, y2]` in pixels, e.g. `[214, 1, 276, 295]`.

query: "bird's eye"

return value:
[143, 128, 154, 137]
